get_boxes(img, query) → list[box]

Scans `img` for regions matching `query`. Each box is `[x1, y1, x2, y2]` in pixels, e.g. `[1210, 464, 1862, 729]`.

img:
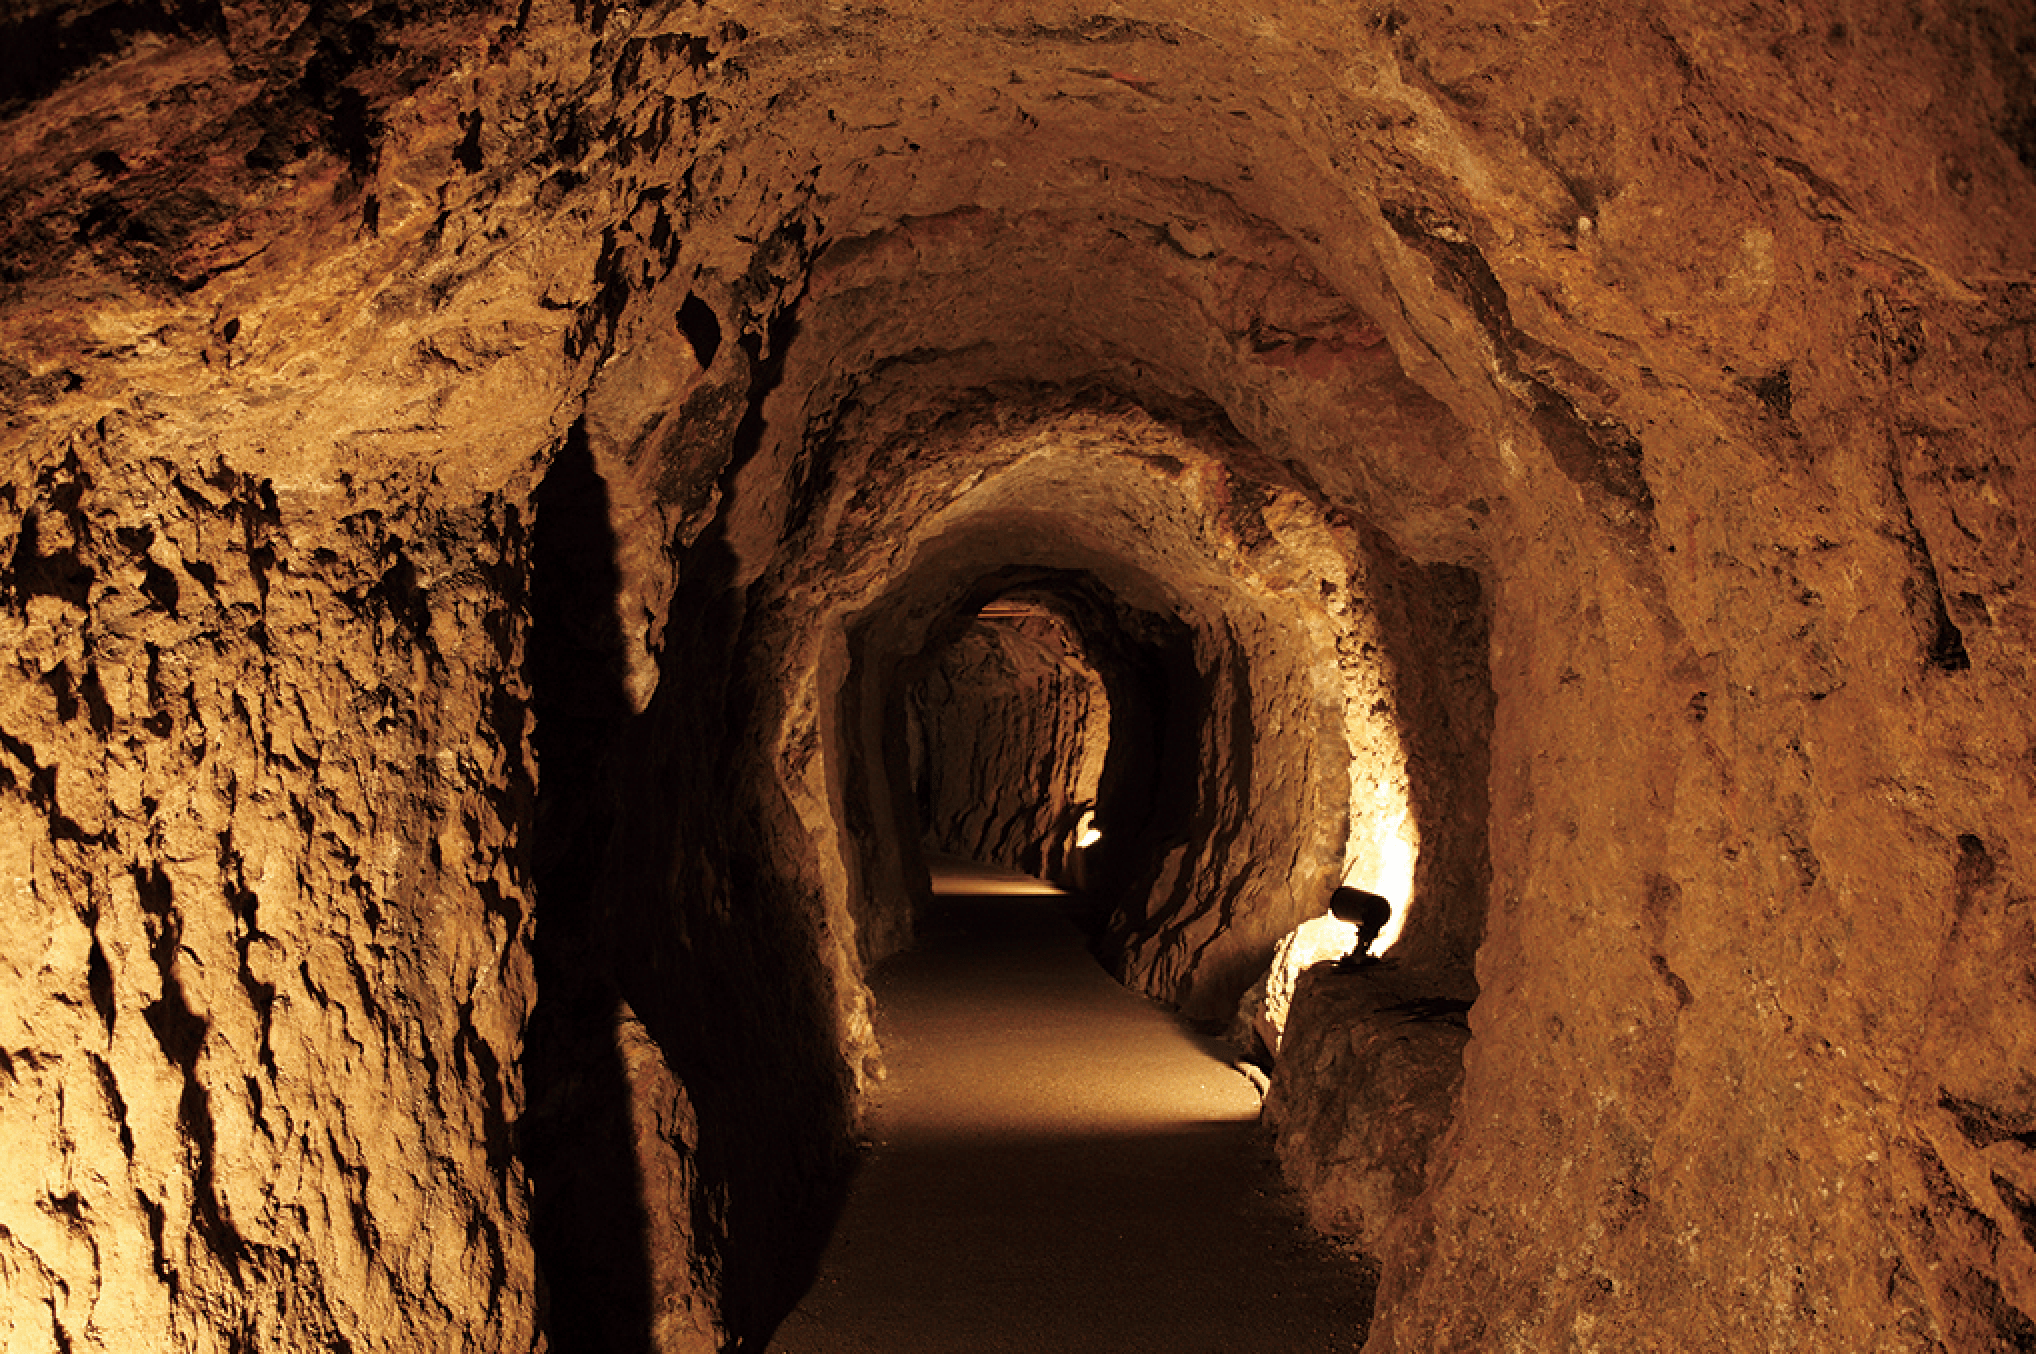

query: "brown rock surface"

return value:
[1265, 963, 1472, 1251]
[1, 1, 2031, 1351]
[907, 605, 1109, 884]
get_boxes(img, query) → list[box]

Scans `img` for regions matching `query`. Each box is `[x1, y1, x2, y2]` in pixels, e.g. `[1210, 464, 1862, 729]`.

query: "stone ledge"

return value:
[1264, 961, 1473, 1249]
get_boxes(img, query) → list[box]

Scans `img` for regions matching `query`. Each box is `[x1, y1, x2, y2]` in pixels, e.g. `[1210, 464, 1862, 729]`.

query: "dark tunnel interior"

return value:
[5, 4, 2030, 1351]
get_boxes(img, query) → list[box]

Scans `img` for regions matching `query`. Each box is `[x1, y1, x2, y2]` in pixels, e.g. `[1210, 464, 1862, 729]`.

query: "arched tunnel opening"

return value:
[868, 562, 1207, 953]
[904, 584, 1119, 893]
[5, 6, 2032, 1354]
[514, 378, 1501, 1348]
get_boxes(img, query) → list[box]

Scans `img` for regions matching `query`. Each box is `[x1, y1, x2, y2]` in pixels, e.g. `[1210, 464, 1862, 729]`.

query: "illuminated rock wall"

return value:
[2, 0, 2031, 1350]
[908, 612, 1107, 882]
[0, 437, 540, 1352]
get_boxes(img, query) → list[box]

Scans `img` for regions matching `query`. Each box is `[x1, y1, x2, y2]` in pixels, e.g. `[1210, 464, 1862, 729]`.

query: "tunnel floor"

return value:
[765, 862, 1376, 1353]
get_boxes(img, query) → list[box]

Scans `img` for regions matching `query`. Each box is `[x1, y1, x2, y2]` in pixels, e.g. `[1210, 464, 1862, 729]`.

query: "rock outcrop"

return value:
[2, 1, 2031, 1351]
[1265, 963, 1473, 1251]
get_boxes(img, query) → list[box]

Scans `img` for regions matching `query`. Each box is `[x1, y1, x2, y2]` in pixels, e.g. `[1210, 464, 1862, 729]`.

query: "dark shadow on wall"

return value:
[1053, 580, 1201, 948]
[520, 423, 858, 1352]
[522, 420, 659, 1352]
[611, 519, 857, 1351]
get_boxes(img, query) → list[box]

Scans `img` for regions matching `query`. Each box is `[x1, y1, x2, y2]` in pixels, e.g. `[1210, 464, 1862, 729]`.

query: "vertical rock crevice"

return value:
[521, 421, 670, 1353]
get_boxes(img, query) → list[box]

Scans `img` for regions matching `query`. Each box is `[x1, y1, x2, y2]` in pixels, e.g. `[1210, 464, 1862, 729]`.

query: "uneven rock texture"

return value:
[1240, 914, 1363, 1058]
[0, 446, 539, 1352]
[1265, 963, 1472, 1250]
[2, 0, 2033, 1351]
[908, 607, 1109, 884]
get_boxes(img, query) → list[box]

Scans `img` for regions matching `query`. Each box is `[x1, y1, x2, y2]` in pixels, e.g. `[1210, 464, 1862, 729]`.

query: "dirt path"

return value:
[765, 869, 1375, 1353]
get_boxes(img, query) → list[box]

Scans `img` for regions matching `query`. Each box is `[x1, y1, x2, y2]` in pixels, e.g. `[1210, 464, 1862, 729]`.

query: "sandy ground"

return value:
[765, 863, 1375, 1353]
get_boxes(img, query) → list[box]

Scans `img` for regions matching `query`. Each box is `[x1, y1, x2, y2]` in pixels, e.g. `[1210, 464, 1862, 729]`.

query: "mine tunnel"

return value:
[3, 3, 2034, 1353]
[519, 378, 1496, 1348]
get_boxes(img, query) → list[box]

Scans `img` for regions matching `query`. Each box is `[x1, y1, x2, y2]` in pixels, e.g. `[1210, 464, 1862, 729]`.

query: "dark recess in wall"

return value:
[678, 291, 722, 368]
[521, 421, 658, 1353]
[611, 518, 858, 1352]
[522, 426, 857, 1351]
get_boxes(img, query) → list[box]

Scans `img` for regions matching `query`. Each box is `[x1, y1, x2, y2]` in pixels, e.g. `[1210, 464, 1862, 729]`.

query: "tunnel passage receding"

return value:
[516, 296, 1502, 1351]
[778, 400, 1500, 1325]
[906, 590, 1112, 887]
[902, 569, 1200, 920]
[789, 403, 1493, 1040]
[4, 3, 2028, 1351]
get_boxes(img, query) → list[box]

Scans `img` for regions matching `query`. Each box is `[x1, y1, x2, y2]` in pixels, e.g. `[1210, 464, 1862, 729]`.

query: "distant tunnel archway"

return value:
[904, 586, 1113, 887]
[811, 403, 1485, 1027]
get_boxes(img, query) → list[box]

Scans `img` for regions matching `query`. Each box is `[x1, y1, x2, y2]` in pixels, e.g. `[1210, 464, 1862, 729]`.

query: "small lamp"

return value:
[1329, 886, 1393, 969]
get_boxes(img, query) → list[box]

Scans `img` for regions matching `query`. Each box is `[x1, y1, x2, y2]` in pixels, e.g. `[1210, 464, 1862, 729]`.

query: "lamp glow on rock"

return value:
[1248, 914, 1358, 1054]
[1075, 809, 1102, 849]
[1245, 807, 1420, 1052]
[1342, 812, 1416, 957]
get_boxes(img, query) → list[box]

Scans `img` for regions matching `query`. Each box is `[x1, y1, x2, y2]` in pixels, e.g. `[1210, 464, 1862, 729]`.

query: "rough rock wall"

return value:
[1097, 592, 1348, 1018]
[1246, 523, 1490, 1067]
[1, 2, 868, 1348]
[1332, 8, 2036, 1349]
[1346, 526, 1495, 980]
[0, 436, 538, 1353]
[3, 0, 2034, 1351]
[909, 611, 1108, 882]
[1265, 963, 1471, 1250]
